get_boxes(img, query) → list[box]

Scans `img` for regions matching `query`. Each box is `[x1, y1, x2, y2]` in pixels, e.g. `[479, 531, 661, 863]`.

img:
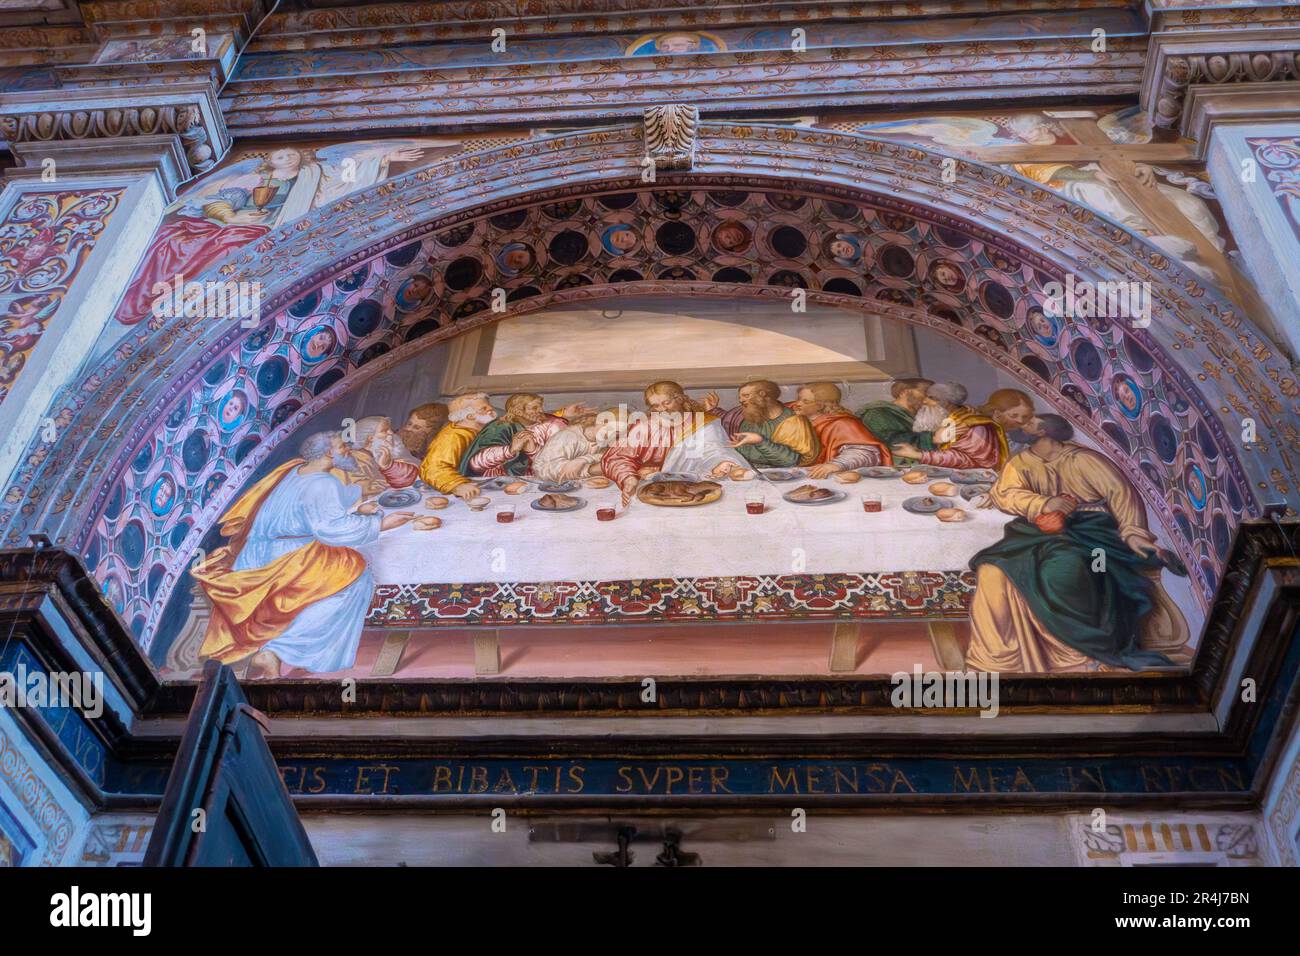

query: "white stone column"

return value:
[1184, 86, 1300, 362]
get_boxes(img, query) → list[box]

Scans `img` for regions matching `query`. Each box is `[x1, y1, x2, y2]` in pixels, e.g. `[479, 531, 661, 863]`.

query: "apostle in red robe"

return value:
[789, 382, 892, 479]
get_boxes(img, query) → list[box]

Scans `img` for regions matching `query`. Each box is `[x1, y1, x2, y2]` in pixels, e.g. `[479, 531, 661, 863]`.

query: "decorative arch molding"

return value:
[2, 124, 1295, 647]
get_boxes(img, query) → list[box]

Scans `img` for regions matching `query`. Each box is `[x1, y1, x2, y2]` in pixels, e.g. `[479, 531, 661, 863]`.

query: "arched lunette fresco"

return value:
[2, 125, 1295, 648]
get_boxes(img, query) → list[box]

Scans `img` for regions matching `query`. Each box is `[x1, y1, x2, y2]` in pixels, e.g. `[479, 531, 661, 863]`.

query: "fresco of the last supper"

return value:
[144, 290, 1200, 682]
[3, 0, 1300, 877]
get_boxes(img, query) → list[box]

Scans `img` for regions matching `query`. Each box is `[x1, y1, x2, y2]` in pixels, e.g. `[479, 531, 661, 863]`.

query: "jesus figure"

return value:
[601, 381, 750, 504]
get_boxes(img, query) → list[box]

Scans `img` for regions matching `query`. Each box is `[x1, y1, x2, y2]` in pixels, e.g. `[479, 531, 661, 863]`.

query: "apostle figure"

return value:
[789, 382, 892, 478]
[723, 380, 819, 468]
[459, 393, 591, 479]
[352, 415, 420, 489]
[396, 402, 448, 459]
[191, 430, 416, 679]
[965, 414, 1187, 673]
[602, 381, 747, 504]
[892, 384, 1031, 471]
[857, 378, 937, 463]
[419, 393, 496, 498]
[532, 409, 615, 483]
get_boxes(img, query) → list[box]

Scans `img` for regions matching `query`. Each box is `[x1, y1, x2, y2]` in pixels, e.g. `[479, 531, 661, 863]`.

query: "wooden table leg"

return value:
[371, 630, 411, 677]
[828, 623, 861, 673]
[473, 631, 502, 675]
[926, 621, 966, 671]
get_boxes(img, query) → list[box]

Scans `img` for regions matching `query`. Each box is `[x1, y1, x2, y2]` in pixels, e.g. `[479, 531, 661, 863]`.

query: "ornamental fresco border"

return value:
[2, 124, 1296, 650]
[364, 572, 976, 630]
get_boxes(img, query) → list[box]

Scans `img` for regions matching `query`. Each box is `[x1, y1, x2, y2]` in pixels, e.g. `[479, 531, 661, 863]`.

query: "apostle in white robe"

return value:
[192, 430, 415, 678]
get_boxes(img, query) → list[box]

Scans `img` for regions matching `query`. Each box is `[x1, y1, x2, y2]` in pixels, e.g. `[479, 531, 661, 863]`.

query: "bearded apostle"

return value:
[351, 415, 420, 489]
[790, 382, 892, 478]
[419, 393, 495, 498]
[191, 430, 416, 679]
[965, 414, 1187, 673]
[857, 378, 937, 464]
[602, 380, 746, 504]
[459, 393, 592, 479]
[723, 380, 819, 468]
[892, 384, 1031, 471]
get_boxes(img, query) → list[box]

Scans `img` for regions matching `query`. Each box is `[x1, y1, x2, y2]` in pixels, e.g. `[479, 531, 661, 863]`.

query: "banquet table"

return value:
[356, 468, 1013, 676]
[360, 471, 1011, 583]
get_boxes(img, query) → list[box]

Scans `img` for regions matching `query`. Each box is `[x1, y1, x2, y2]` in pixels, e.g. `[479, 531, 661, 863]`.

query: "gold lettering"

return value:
[567, 765, 586, 793]
[688, 767, 705, 794]
[953, 767, 983, 792]
[616, 767, 634, 793]
[470, 766, 489, 794]
[524, 765, 549, 792]
[493, 768, 517, 793]
[664, 767, 684, 794]
[831, 767, 859, 794]
[710, 766, 732, 793]
[769, 766, 799, 793]
[432, 766, 453, 793]
[890, 769, 916, 793]
[308, 766, 328, 794]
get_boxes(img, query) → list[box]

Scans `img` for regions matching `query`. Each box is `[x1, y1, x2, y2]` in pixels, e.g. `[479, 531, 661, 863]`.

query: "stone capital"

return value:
[1140, 25, 1300, 136]
[0, 78, 229, 192]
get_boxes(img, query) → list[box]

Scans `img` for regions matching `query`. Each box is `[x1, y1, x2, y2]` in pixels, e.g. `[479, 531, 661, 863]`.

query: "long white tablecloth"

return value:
[359, 471, 1013, 584]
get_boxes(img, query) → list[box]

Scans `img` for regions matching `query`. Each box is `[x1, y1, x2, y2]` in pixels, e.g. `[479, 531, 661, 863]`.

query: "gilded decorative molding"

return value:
[643, 103, 698, 170]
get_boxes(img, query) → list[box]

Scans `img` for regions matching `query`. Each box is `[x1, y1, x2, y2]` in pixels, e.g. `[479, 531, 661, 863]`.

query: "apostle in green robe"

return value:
[857, 377, 937, 463]
[726, 380, 819, 467]
[459, 393, 590, 478]
[965, 414, 1187, 673]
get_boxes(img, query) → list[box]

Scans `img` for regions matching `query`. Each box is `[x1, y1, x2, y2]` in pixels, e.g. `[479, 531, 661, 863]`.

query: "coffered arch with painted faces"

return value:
[4, 126, 1295, 650]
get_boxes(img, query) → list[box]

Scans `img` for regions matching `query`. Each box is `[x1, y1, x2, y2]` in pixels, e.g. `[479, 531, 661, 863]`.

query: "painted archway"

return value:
[4, 123, 1296, 649]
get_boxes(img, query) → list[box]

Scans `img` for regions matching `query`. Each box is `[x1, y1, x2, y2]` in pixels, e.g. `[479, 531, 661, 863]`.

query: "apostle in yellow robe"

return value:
[418, 392, 496, 497]
[966, 414, 1188, 673]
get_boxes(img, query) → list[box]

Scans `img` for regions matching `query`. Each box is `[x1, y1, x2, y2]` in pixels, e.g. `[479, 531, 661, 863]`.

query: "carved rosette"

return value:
[1155, 51, 1300, 128]
[0, 104, 215, 172]
[643, 103, 698, 170]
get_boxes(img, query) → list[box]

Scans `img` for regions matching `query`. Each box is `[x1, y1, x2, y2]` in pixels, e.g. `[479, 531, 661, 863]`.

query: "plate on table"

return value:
[376, 488, 420, 508]
[475, 476, 511, 490]
[761, 468, 806, 482]
[959, 484, 992, 501]
[782, 485, 846, 506]
[952, 469, 997, 484]
[860, 466, 901, 479]
[531, 494, 587, 513]
[903, 495, 954, 514]
[536, 480, 580, 493]
[910, 465, 953, 477]
[637, 480, 723, 507]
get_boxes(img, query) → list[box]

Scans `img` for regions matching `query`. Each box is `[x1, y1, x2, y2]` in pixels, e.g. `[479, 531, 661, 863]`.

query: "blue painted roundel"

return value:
[1070, 340, 1103, 381]
[255, 356, 289, 396]
[182, 431, 209, 472]
[347, 299, 383, 338]
[289, 290, 321, 318]
[119, 520, 146, 570]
